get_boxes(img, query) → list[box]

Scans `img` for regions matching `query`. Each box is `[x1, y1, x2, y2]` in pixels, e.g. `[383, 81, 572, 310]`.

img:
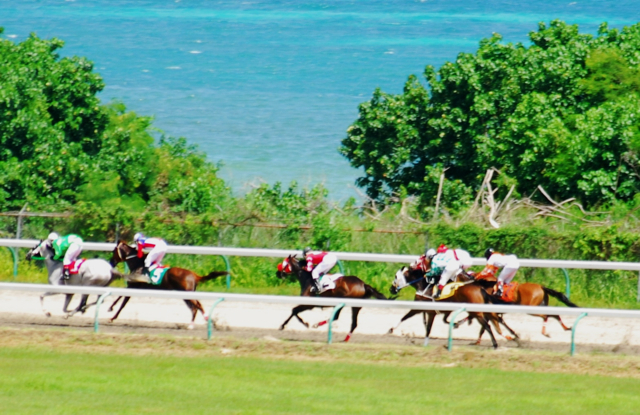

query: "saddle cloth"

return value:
[437, 281, 470, 300]
[499, 282, 518, 303]
[68, 259, 87, 275]
[318, 273, 344, 294]
[149, 265, 170, 285]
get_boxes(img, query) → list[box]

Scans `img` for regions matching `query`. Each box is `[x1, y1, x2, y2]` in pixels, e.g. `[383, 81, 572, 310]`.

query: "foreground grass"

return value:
[1, 328, 640, 414]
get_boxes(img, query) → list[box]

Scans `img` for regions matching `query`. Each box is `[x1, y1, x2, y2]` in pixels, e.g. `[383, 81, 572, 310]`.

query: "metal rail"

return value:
[2, 282, 640, 354]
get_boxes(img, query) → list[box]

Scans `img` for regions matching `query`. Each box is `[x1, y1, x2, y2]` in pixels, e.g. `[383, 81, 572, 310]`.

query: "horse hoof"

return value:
[45, 312, 51, 318]
[543, 333, 551, 338]
[343, 334, 351, 342]
[187, 324, 195, 330]
[279, 326, 285, 331]
[387, 328, 394, 334]
[203, 314, 209, 322]
[504, 335, 513, 341]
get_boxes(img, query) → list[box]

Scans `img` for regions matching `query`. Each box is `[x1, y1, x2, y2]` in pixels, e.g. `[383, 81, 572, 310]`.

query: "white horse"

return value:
[26, 240, 125, 318]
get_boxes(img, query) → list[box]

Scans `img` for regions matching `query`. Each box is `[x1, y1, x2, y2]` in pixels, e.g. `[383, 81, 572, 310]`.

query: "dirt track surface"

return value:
[1, 291, 639, 355]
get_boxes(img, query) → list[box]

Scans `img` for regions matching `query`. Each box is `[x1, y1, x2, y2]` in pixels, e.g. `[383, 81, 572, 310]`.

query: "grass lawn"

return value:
[1, 341, 639, 414]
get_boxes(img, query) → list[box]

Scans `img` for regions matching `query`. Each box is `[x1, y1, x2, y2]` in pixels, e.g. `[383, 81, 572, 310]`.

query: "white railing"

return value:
[2, 238, 640, 270]
[0, 282, 639, 354]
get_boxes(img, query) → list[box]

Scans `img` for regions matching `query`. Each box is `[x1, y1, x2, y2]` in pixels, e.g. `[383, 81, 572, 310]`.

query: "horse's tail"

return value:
[198, 271, 229, 283]
[543, 287, 579, 307]
[364, 284, 388, 300]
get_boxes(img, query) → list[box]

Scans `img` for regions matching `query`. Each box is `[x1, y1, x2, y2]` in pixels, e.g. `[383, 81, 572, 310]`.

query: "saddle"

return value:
[67, 259, 87, 275]
[148, 264, 170, 285]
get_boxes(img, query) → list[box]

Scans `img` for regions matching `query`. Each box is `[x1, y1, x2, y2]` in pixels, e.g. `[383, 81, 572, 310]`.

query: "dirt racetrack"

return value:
[1, 290, 639, 355]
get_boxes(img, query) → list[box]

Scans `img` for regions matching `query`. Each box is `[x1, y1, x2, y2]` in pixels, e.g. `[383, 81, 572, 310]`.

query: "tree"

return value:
[340, 21, 640, 210]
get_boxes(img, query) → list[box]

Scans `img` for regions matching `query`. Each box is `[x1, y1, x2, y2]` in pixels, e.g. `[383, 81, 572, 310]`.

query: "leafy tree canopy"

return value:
[0, 29, 229, 214]
[340, 20, 640, 210]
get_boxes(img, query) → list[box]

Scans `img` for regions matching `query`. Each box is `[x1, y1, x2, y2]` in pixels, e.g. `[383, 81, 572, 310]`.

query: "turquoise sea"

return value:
[1, 1, 637, 200]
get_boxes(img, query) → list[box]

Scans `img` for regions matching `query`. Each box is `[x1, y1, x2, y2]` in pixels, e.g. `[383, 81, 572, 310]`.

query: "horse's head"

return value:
[276, 255, 302, 279]
[25, 240, 47, 261]
[111, 240, 135, 266]
[390, 266, 410, 295]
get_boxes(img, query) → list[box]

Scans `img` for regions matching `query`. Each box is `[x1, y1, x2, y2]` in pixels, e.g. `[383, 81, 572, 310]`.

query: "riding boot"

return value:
[310, 279, 321, 294]
[434, 285, 443, 299]
[62, 267, 71, 280]
[142, 266, 150, 277]
[496, 283, 504, 297]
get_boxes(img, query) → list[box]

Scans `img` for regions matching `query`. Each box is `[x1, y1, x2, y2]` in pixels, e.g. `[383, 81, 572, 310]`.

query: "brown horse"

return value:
[109, 240, 228, 329]
[475, 274, 578, 337]
[277, 255, 387, 342]
[389, 266, 510, 349]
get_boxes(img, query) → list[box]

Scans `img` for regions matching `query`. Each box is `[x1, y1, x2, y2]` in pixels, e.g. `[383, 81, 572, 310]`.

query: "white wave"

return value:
[190, 50, 202, 54]
[7, 34, 17, 38]
[166, 66, 182, 70]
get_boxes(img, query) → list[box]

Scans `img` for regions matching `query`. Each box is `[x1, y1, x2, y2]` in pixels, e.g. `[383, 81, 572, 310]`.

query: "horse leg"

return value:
[474, 313, 498, 349]
[67, 295, 90, 317]
[424, 312, 436, 346]
[62, 294, 75, 318]
[183, 300, 199, 330]
[314, 306, 344, 329]
[388, 309, 422, 334]
[550, 314, 572, 331]
[110, 296, 131, 322]
[108, 296, 123, 312]
[344, 307, 361, 342]
[535, 314, 551, 337]
[40, 292, 61, 317]
[280, 305, 313, 330]
[498, 316, 520, 341]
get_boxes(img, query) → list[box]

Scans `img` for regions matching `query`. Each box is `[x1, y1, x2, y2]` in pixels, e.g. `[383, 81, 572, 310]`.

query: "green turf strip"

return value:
[0, 347, 638, 414]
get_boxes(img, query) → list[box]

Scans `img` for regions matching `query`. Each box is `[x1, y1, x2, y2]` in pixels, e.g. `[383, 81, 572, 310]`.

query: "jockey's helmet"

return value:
[302, 247, 312, 257]
[484, 248, 495, 260]
[134, 232, 145, 242]
[425, 248, 436, 259]
[47, 232, 59, 242]
[436, 244, 448, 253]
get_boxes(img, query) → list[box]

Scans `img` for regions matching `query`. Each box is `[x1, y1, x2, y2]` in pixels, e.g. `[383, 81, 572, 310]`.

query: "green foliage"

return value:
[341, 20, 640, 210]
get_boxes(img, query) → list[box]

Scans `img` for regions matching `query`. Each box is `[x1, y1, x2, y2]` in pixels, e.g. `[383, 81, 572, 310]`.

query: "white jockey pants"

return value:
[437, 251, 472, 287]
[63, 243, 82, 266]
[497, 266, 519, 285]
[312, 253, 338, 281]
[145, 240, 168, 268]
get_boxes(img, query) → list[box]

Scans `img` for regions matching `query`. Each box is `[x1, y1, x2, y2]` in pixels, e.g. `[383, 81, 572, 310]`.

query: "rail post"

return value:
[570, 312, 588, 356]
[219, 255, 231, 289]
[207, 298, 225, 340]
[94, 292, 112, 333]
[4, 247, 18, 278]
[447, 308, 466, 352]
[561, 268, 571, 299]
[327, 303, 345, 344]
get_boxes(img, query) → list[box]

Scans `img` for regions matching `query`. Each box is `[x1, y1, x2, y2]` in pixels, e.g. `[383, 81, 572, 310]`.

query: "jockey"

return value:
[133, 233, 168, 276]
[302, 246, 338, 294]
[410, 247, 437, 273]
[481, 248, 520, 296]
[432, 244, 473, 299]
[46, 232, 83, 280]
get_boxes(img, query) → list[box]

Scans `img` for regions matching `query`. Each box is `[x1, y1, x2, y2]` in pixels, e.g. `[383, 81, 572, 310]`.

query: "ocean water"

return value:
[1, 1, 637, 201]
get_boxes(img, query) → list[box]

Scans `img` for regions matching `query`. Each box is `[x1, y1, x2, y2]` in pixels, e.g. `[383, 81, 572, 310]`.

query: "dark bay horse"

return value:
[389, 266, 507, 349]
[109, 240, 228, 329]
[277, 255, 387, 342]
[475, 274, 579, 337]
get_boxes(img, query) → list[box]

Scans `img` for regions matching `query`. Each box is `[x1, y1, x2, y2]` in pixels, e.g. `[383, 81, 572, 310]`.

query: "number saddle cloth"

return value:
[317, 273, 344, 294]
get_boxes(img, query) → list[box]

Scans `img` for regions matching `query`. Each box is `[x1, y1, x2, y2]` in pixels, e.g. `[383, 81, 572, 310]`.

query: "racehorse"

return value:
[109, 240, 228, 329]
[26, 240, 124, 318]
[277, 255, 387, 342]
[389, 265, 505, 349]
[475, 274, 579, 337]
